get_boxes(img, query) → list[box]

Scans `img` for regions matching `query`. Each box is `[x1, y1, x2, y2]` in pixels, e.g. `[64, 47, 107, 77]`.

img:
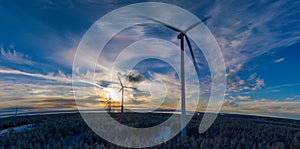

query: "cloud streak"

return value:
[274, 58, 285, 63]
[0, 46, 33, 65]
[0, 68, 71, 83]
[222, 99, 300, 120]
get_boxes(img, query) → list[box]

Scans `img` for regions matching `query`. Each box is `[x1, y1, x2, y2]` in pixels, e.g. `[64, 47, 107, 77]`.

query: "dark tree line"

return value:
[0, 113, 299, 149]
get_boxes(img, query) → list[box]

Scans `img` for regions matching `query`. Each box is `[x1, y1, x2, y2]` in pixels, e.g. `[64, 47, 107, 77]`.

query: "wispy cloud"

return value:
[201, 0, 300, 89]
[285, 97, 294, 101]
[0, 68, 71, 83]
[266, 83, 300, 90]
[0, 46, 33, 65]
[237, 95, 251, 100]
[227, 73, 265, 93]
[274, 58, 285, 63]
[222, 99, 300, 120]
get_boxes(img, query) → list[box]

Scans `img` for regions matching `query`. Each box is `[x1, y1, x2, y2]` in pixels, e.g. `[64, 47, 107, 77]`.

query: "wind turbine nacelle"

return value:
[177, 33, 185, 39]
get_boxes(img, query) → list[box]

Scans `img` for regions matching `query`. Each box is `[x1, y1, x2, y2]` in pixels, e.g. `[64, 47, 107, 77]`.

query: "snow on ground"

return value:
[0, 124, 35, 135]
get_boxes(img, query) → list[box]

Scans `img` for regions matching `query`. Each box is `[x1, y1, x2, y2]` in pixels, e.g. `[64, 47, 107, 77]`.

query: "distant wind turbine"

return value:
[106, 94, 112, 113]
[117, 73, 132, 122]
[141, 15, 211, 137]
[14, 106, 18, 127]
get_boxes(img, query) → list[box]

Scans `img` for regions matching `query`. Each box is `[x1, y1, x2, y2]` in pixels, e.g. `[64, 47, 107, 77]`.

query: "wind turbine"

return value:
[14, 106, 18, 127]
[106, 94, 112, 113]
[117, 73, 132, 122]
[142, 16, 211, 137]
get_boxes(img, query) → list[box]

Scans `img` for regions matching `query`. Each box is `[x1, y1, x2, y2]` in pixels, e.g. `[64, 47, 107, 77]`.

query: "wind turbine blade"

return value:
[185, 35, 200, 75]
[118, 88, 122, 92]
[117, 75, 123, 87]
[183, 21, 201, 33]
[140, 16, 183, 32]
[201, 16, 212, 24]
[184, 16, 212, 33]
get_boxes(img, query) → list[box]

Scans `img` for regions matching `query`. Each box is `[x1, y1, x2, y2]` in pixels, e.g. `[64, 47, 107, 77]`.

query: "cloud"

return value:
[228, 96, 236, 100]
[51, 47, 76, 68]
[223, 99, 238, 107]
[267, 83, 300, 90]
[247, 73, 257, 81]
[274, 58, 285, 63]
[239, 80, 245, 85]
[285, 97, 294, 101]
[222, 100, 300, 120]
[295, 95, 300, 98]
[254, 78, 265, 90]
[0, 97, 78, 115]
[260, 98, 268, 102]
[208, 0, 300, 63]
[0, 80, 74, 101]
[0, 68, 71, 83]
[0, 79, 78, 116]
[198, 0, 299, 93]
[237, 95, 251, 100]
[227, 71, 265, 93]
[0, 46, 33, 65]
[27, 97, 77, 109]
[123, 70, 146, 83]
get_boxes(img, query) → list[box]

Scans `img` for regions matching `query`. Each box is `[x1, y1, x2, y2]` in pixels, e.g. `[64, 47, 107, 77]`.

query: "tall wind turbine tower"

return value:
[142, 16, 211, 137]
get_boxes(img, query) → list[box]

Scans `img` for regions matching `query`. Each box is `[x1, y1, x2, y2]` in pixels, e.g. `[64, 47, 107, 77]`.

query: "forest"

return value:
[0, 112, 299, 149]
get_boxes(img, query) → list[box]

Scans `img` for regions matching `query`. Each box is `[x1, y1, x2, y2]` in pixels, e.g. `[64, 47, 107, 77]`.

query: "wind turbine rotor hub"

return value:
[177, 32, 185, 39]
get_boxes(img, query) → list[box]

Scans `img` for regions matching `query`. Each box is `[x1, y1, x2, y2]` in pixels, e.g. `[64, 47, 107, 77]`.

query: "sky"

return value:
[0, 0, 300, 119]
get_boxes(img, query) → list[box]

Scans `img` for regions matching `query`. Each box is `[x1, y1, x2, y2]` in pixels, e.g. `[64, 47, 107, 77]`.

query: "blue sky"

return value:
[0, 0, 300, 119]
